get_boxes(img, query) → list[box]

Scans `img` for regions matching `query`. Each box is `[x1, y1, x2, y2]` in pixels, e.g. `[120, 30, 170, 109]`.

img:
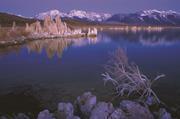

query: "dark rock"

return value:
[0, 116, 8, 119]
[14, 113, 30, 119]
[158, 108, 172, 119]
[66, 116, 80, 119]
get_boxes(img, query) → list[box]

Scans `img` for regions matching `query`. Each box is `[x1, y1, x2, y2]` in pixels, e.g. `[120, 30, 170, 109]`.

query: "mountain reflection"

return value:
[101, 29, 180, 46]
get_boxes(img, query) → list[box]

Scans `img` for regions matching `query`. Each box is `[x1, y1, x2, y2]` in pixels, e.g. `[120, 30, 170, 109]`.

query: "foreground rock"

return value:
[15, 113, 30, 119]
[0, 92, 174, 119]
[120, 100, 154, 119]
[109, 108, 127, 119]
[57, 102, 80, 119]
[37, 110, 54, 119]
[75, 92, 97, 117]
[90, 102, 114, 119]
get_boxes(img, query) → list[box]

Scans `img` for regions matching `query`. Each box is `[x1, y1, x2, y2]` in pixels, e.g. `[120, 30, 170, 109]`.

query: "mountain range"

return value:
[1, 9, 180, 26]
[36, 9, 112, 22]
[36, 9, 180, 26]
[107, 10, 180, 26]
[0, 12, 36, 27]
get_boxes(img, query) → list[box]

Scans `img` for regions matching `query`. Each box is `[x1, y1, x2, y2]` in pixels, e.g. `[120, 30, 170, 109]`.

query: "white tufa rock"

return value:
[87, 28, 98, 36]
[73, 29, 83, 35]
[27, 15, 94, 37]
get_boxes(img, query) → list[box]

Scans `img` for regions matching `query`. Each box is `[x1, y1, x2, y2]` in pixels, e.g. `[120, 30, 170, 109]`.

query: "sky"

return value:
[0, 0, 180, 17]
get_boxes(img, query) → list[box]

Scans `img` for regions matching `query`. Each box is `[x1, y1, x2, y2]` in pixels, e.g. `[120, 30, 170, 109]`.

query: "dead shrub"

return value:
[102, 48, 165, 103]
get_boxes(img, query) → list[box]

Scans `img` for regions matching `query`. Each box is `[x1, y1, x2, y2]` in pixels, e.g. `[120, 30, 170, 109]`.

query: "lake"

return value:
[0, 29, 180, 114]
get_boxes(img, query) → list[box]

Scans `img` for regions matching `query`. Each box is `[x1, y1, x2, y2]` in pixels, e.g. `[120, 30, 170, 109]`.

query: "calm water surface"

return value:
[0, 29, 180, 114]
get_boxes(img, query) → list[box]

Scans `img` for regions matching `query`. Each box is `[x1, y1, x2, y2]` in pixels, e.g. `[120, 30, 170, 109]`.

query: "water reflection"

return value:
[101, 28, 180, 46]
[27, 39, 71, 58]
[1, 29, 180, 58]
[26, 37, 98, 58]
[72, 37, 99, 47]
[0, 37, 98, 59]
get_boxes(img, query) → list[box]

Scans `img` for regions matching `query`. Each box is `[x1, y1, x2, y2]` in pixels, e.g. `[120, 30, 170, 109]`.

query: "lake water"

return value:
[0, 29, 180, 114]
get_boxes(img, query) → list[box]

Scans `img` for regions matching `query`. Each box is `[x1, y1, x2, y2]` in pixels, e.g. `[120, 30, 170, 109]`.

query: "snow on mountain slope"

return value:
[68, 10, 111, 22]
[36, 9, 112, 22]
[107, 9, 180, 25]
[35, 10, 68, 19]
[139, 10, 179, 22]
[140, 9, 178, 17]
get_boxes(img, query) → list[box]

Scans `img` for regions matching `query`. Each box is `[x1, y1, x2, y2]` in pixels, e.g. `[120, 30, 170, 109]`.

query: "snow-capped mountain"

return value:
[36, 9, 112, 22]
[107, 9, 180, 25]
[35, 10, 67, 19]
[67, 10, 111, 22]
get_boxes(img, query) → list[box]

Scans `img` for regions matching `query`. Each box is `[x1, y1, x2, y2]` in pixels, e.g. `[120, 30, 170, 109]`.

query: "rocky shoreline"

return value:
[0, 92, 173, 119]
[0, 33, 97, 47]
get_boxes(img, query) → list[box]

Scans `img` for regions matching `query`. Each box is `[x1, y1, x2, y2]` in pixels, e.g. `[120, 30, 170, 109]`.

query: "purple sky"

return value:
[0, 0, 180, 16]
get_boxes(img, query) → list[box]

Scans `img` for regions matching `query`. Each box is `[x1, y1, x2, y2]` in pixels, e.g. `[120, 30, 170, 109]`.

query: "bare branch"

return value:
[102, 48, 165, 103]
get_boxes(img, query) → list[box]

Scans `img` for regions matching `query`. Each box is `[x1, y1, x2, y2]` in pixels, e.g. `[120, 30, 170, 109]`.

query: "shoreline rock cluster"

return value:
[25, 16, 97, 38]
[0, 92, 172, 119]
[0, 15, 97, 47]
